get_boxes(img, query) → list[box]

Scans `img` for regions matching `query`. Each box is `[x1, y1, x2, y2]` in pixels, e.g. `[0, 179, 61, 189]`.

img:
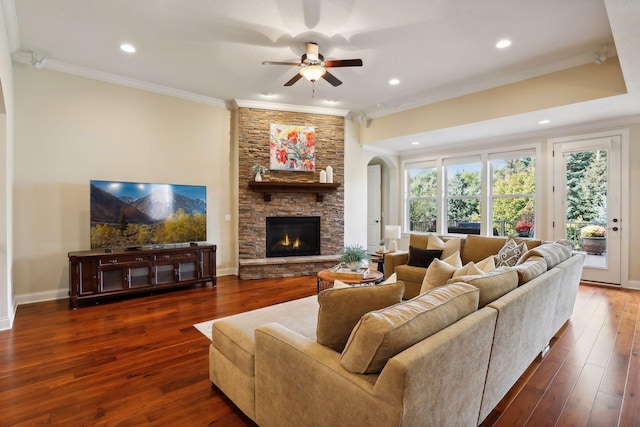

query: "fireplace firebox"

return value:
[266, 216, 321, 257]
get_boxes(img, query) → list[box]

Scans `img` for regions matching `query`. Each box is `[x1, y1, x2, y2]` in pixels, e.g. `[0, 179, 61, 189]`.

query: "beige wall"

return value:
[362, 59, 627, 144]
[13, 65, 233, 298]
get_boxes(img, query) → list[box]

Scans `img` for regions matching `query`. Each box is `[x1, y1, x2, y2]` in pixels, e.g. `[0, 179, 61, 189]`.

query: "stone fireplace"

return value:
[236, 107, 345, 279]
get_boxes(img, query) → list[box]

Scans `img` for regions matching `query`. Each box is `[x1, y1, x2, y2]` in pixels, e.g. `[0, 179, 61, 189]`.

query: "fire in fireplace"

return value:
[266, 216, 321, 257]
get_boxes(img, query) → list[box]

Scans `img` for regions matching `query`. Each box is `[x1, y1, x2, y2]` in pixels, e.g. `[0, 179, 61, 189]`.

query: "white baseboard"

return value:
[217, 268, 238, 277]
[13, 270, 239, 307]
[15, 289, 69, 306]
[624, 280, 640, 290]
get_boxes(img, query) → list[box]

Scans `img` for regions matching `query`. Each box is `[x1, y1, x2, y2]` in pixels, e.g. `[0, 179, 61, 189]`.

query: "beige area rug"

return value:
[193, 320, 214, 341]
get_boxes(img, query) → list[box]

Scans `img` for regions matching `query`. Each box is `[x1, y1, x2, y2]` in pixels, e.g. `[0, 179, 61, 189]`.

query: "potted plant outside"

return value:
[580, 225, 606, 254]
[252, 165, 268, 182]
[339, 244, 371, 271]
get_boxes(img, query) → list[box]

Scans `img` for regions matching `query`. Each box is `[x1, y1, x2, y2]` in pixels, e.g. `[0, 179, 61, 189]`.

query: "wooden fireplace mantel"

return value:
[248, 181, 340, 202]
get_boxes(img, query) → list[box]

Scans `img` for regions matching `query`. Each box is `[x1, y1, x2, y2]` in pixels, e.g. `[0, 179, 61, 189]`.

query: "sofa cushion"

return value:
[420, 252, 463, 292]
[513, 256, 548, 285]
[461, 235, 542, 264]
[340, 283, 480, 374]
[476, 255, 496, 273]
[395, 264, 430, 286]
[211, 296, 319, 376]
[427, 235, 461, 259]
[317, 281, 404, 352]
[495, 239, 527, 267]
[407, 246, 442, 268]
[452, 261, 484, 278]
[518, 241, 572, 269]
[409, 233, 429, 249]
[446, 267, 518, 307]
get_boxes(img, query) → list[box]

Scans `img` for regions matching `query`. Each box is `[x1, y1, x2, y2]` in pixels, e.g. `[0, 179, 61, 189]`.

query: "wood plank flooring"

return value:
[1, 278, 639, 426]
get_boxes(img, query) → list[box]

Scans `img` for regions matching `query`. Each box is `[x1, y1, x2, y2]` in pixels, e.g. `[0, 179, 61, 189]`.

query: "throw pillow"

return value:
[407, 246, 443, 268]
[495, 239, 526, 267]
[447, 267, 518, 307]
[340, 283, 480, 374]
[452, 261, 484, 278]
[476, 255, 496, 273]
[517, 241, 572, 269]
[419, 253, 461, 293]
[427, 235, 462, 259]
[317, 281, 404, 352]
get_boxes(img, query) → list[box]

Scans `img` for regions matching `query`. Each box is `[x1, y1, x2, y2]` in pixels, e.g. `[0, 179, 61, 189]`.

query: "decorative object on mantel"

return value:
[270, 123, 315, 172]
[339, 244, 371, 271]
[319, 170, 327, 183]
[251, 164, 269, 182]
[385, 225, 402, 252]
[326, 165, 333, 183]
[248, 181, 340, 202]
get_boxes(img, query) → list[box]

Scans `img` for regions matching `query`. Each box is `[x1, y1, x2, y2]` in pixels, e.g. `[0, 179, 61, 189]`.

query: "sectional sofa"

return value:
[208, 235, 584, 426]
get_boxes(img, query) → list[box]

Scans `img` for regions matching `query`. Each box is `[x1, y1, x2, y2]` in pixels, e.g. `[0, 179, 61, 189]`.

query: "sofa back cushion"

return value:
[462, 235, 542, 264]
[317, 281, 405, 352]
[446, 267, 518, 308]
[340, 283, 479, 374]
[409, 233, 429, 249]
[518, 241, 572, 270]
[513, 255, 548, 285]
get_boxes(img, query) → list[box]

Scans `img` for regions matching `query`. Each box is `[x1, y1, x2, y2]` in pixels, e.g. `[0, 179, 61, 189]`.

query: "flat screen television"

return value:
[90, 180, 206, 250]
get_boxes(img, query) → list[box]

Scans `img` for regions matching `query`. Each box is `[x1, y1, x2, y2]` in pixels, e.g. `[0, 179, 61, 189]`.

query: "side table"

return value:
[317, 269, 384, 293]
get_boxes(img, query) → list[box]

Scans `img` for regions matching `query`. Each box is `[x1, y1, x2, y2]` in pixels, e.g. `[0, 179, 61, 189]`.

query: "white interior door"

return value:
[367, 165, 382, 253]
[552, 136, 621, 284]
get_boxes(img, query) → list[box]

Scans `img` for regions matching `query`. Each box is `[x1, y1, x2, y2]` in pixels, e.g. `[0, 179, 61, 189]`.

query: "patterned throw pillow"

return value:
[495, 239, 527, 267]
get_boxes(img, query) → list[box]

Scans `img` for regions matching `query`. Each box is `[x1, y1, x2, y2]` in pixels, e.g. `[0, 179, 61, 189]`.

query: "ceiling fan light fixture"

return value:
[300, 65, 326, 82]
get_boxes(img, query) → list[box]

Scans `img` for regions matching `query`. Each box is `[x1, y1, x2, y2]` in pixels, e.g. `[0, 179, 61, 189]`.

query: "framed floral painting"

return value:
[270, 123, 315, 171]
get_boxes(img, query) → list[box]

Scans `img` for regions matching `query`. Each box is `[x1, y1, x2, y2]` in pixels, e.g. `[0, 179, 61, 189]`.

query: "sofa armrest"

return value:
[384, 251, 409, 279]
[255, 323, 402, 427]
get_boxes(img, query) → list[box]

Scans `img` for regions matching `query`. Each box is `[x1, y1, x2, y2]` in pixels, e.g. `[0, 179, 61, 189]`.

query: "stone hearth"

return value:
[236, 107, 345, 279]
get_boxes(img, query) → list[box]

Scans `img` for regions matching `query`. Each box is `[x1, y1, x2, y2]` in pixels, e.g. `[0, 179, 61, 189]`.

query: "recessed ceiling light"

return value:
[261, 92, 277, 98]
[538, 119, 551, 125]
[120, 43, 136, 53]
[496, 39, 512, 49]
[411, 141, 420, 145]
[325, 99, 339, 105]
[389, 78, 400, 85]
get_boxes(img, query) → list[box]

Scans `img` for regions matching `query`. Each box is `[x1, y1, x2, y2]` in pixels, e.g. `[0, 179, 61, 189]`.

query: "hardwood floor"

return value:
[1, 278, 639, 426]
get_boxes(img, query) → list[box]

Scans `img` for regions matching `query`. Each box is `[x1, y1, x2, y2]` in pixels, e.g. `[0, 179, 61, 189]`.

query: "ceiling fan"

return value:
[262, 42, 363, 87]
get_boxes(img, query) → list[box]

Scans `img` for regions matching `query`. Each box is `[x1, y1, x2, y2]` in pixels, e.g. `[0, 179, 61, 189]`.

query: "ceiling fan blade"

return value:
[284, 73, 304, 86]
[325, 59, 363, 68]
[262, 61, 301, 66]
[322, 71, 342, 87]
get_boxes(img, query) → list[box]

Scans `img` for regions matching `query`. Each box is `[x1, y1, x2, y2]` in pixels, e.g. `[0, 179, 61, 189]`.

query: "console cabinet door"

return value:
[71, 258, 98, 297]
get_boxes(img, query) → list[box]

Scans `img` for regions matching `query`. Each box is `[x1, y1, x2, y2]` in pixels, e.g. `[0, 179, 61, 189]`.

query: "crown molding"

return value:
[12, 50, 227, 108]
[233, 99, 349, 117]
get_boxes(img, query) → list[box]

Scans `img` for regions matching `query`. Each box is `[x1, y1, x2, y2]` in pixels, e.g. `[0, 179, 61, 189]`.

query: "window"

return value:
[444, 158, 481, 234]
[406, 163, 437, 233]
[490, 151, 536, 237]
[403, 147, 537, 237]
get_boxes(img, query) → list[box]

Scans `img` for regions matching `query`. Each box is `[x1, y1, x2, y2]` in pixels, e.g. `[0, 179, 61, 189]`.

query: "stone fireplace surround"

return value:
[237, 107, 345, 279]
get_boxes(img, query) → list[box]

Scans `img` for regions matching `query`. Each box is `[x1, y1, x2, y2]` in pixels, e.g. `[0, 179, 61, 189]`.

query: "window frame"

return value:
[401, 144, 540, 237]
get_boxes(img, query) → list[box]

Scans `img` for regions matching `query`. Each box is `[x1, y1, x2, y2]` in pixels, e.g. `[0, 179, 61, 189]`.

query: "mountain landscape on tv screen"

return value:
[90, 182, 206, 249]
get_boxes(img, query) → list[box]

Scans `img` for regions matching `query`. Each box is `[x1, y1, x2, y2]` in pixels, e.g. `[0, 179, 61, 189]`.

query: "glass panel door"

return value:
[553, 137, 621, 284]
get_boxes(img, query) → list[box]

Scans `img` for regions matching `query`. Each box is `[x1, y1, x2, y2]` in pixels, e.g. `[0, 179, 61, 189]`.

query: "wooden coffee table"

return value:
[316, 269, 384, 293]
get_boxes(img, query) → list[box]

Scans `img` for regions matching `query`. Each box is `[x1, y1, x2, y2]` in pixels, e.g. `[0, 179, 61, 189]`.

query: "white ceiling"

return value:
[7, 0, 640, 153]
